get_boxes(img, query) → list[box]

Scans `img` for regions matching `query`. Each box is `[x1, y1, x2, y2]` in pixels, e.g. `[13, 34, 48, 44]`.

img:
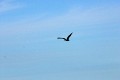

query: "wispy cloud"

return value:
[38, 5, 120, 28]
[0, 4, 120, 36]
[0, 0, 23, 13]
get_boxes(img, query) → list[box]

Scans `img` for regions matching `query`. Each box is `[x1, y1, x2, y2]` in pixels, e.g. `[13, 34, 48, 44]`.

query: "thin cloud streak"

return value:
[0, 0, 23, 13]
[0, 4, 120, 36]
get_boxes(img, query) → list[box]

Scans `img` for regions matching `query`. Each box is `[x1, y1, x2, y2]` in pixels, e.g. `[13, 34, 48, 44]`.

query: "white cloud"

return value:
[0, 4, 120, 36]
[0, 0, 23, 13]
[23, 4, 120, 31]
[41, 5, 120, 27]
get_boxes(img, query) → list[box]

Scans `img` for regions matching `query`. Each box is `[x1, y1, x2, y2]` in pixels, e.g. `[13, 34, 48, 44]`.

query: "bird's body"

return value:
[57, 32, 73, 41]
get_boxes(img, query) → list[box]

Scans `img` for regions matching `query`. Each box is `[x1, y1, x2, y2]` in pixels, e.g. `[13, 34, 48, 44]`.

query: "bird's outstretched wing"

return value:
[57, 37, 65, 39]
[67, 32, 73, 40]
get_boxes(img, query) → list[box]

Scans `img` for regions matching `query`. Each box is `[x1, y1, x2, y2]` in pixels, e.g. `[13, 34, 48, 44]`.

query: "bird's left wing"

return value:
[67, 32, 73, 40]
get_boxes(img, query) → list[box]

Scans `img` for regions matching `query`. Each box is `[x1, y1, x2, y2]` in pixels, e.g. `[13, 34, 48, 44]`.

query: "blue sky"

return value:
[0, 0, 120, 80]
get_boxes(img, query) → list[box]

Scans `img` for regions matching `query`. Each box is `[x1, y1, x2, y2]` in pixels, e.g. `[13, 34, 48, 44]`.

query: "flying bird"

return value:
[57, 32, 73, 41]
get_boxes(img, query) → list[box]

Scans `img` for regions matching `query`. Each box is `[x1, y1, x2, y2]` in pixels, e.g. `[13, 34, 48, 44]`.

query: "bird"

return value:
[57, 32, 73, 41]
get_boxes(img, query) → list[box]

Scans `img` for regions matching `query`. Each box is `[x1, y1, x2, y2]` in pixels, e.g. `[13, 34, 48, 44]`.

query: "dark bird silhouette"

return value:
[57, 32, 73, 41]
